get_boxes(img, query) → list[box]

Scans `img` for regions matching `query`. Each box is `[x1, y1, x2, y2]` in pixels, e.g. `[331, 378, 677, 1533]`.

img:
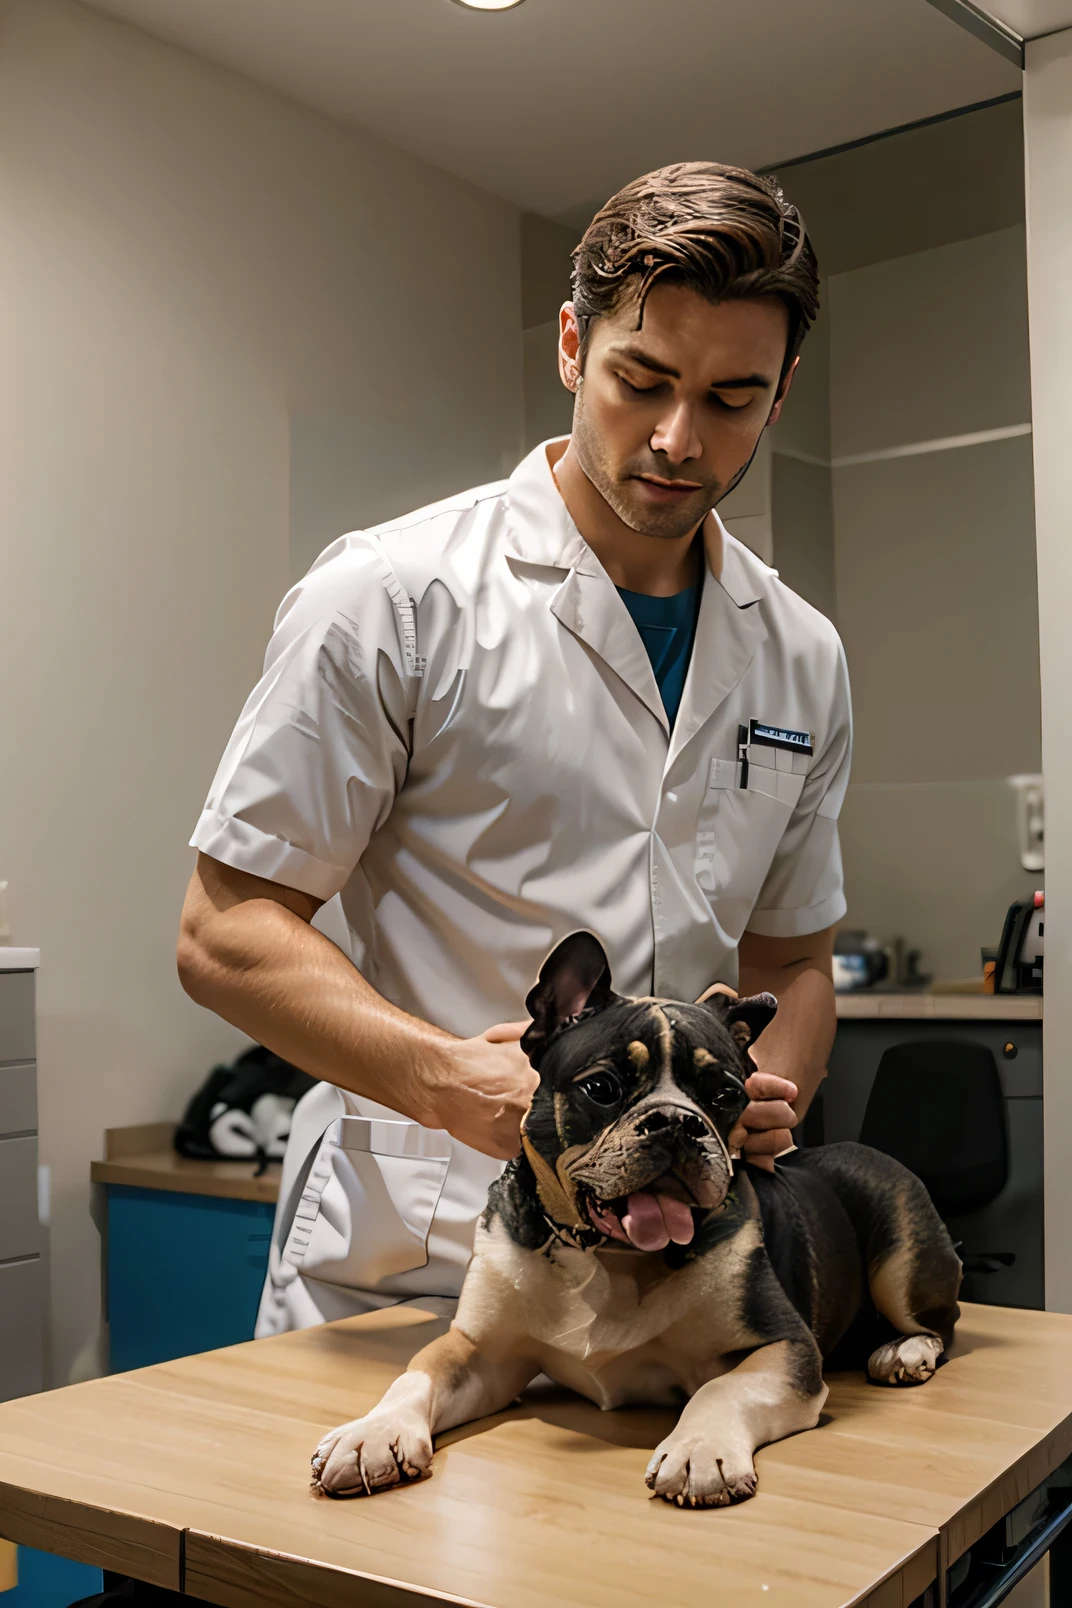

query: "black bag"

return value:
[174, 1044, 315, 1166]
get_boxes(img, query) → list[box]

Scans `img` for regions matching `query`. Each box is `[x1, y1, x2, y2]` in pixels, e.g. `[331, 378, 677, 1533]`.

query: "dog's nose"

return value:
[637, 1108, 708, 1140]
[638, 1110, 671, 1134]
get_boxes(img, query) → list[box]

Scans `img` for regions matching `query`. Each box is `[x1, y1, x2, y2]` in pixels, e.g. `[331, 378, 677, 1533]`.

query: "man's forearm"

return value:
[178, 862, 452, 1120]
[739, 963, 835, 1121]
[177, 855, 537, 1160]
[737, 924, 839, 1125]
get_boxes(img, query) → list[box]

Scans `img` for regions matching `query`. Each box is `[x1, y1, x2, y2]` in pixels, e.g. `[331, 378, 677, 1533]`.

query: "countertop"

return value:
[836, 991, 1042, 1020]
[1, 1302, 1070, 1607]
[0, 948, 39, 970]
[91, 1122, 280, 1203]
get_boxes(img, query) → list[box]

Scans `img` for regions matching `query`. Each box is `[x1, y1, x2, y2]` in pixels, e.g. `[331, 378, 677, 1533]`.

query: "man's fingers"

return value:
[734, 1098, 797, 1134]
[740, 1127, 795, 1157]
[695, 982, 738, 1004]
[483, 1020, 530, 1044]
[743, 1071, 798, 1103]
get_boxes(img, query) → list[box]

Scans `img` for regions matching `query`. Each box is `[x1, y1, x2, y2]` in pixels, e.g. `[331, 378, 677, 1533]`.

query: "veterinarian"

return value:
[178, 161, 852, 1335]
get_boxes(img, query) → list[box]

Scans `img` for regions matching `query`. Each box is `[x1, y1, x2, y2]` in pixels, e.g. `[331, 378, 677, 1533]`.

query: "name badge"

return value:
[749, 720, 813, 756]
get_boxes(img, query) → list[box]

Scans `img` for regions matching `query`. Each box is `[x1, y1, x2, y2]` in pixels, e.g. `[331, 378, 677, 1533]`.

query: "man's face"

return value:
[561, 283, 794, 542]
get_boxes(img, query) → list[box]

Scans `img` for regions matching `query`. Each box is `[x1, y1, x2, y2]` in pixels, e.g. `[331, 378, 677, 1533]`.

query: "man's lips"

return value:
[588, 1190, 696, 1251]
[633, 474, 703, 503]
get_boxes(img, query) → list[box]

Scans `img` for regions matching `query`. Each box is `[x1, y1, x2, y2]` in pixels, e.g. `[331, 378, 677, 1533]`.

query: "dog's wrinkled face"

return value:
[519, 932, 777, 1253]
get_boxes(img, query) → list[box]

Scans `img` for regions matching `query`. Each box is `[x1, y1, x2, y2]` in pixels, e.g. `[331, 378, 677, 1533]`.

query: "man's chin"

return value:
[614, 481, 713, 542]
[617, 504, 709, 542]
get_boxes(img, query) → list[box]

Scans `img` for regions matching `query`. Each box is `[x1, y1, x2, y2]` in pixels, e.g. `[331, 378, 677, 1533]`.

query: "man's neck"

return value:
[549, 439, 714, 597]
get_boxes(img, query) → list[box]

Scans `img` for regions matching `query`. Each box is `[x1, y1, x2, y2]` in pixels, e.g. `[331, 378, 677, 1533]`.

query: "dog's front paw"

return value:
[311, 1410, 434, 1498]
[645, 1434, 757, 1508]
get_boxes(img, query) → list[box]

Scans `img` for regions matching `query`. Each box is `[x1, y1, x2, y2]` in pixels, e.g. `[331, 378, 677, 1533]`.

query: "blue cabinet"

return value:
[105, 1186, 275, 1372]
[5, 1546, 102, 1608]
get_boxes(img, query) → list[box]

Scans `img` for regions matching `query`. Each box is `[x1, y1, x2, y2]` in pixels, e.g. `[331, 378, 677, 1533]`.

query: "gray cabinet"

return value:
[0, 967, 42, 1400]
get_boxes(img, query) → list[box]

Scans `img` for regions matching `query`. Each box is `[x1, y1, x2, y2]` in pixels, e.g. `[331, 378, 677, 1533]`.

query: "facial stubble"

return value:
[570, 388, 721, 543]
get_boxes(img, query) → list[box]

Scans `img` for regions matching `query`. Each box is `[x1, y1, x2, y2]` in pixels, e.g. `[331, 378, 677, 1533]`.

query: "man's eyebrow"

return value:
[611, 346, 772, 389]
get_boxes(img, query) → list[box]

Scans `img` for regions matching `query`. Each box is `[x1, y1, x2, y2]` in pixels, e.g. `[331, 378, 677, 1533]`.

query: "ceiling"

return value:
[971, 0, 1072, 34]
[82, 0, 1019, 221]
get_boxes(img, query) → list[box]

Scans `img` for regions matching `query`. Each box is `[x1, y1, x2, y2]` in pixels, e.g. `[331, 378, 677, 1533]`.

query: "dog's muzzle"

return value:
[570, 1101, 734, 1210]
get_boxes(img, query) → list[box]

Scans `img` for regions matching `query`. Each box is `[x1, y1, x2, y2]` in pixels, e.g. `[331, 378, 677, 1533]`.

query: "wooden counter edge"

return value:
[940, 1407, 1072, 1573]
[183, 1532, 489, 1608]
[850, 1531, 939, 1608]
[0, 1479, 181, 1588]
[91, 1154, 280, 1204]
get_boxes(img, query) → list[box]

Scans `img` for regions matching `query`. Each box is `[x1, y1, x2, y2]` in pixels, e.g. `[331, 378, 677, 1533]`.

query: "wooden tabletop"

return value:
[1, 1302, 1070, 1608]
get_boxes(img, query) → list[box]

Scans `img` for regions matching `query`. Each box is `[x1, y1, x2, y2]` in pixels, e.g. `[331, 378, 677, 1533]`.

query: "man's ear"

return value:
[558, 301, 583, 394]
[766, 354, 799, 428]
[522, 931, 619, 1065]
[700, 989, 779, 1054]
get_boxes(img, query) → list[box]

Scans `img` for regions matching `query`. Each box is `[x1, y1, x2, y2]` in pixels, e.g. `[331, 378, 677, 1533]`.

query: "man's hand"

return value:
[425, 1021, 538, 1162]
[728, 1071, 800, 1173]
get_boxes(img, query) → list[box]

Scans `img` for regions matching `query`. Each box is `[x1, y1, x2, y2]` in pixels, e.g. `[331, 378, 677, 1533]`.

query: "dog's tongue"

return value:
[589, 1191, 695, 1251]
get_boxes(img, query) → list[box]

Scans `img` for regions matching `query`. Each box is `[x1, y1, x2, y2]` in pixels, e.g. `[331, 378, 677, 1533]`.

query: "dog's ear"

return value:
[522, 931, 619, 1065]
[698, 988, 778, 1054]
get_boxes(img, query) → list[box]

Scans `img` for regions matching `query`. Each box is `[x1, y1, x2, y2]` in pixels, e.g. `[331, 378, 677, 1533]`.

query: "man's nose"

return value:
[649, 401, 702, 465]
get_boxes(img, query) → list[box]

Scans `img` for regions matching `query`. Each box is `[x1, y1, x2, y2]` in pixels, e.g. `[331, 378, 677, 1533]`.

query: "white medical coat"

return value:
[191, 439, 852, 1334]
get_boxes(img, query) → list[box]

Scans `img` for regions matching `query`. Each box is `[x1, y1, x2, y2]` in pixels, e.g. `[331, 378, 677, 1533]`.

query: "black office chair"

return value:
[858, 1040, 1014, 1280]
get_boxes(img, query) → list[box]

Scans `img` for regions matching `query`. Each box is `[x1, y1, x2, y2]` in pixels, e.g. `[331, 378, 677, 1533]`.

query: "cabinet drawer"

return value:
[0, 972, 35, 1063]
[0, 1063, 36, 1135]
[0, 1135, 39, 1260]
[0, 1256, 44, 1401]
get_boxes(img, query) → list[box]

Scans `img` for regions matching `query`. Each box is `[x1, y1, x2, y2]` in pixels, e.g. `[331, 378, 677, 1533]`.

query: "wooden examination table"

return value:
[0, 1302, 1070, 1608]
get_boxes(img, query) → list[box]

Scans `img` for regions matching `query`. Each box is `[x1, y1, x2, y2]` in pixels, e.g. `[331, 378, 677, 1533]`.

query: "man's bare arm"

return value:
[177, 854, 536, 1161]
[730, 924, 837, 1162]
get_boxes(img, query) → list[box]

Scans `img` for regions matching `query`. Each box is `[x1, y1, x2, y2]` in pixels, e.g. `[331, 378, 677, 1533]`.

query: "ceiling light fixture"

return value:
[451, 0, 526, 10]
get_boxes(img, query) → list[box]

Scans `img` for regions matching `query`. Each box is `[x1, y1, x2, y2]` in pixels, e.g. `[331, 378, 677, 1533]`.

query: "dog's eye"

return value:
[577, 1071, 622, 1106]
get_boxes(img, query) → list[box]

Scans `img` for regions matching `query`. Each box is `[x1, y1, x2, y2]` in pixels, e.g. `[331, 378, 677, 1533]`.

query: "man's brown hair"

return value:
[572, 162, 819, 379]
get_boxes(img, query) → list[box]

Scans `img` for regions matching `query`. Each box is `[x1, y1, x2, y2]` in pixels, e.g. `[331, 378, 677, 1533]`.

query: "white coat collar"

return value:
[505, 438, 772, 744]
[504, 439, 588, 571]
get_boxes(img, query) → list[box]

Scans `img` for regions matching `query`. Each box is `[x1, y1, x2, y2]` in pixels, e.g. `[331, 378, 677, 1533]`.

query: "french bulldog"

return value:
[312, 932, 961, 1508]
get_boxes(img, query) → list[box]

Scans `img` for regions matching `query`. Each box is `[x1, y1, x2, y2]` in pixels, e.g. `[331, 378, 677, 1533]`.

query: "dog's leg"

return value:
[312, 1326, 537, 1497]
[645, 1336, 826, 1509]
[803, 1144, 962, 1386]
[865, 1193, 961, 1385]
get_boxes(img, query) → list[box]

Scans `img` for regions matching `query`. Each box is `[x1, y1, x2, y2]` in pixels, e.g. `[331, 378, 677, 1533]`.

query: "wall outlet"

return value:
[1008, 774, 1045, 872]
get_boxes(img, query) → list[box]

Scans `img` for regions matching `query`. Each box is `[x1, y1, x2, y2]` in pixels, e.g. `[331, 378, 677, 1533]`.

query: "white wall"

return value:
[522, 320, 574, 456]
[1023, 27, 1072, 1312]
[0, 0, 523, 1383]
[830, 227, 1039, 981]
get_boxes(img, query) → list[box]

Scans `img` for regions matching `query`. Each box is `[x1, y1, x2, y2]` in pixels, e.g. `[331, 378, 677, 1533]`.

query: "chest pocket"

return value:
[694, 749, 807, 916]
[282, 1116, 451, 1291]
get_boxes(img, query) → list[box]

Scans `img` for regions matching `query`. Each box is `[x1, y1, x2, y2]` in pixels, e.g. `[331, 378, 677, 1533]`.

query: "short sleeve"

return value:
[745, 636, 853, 939]
[190, 540, 412, 902]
